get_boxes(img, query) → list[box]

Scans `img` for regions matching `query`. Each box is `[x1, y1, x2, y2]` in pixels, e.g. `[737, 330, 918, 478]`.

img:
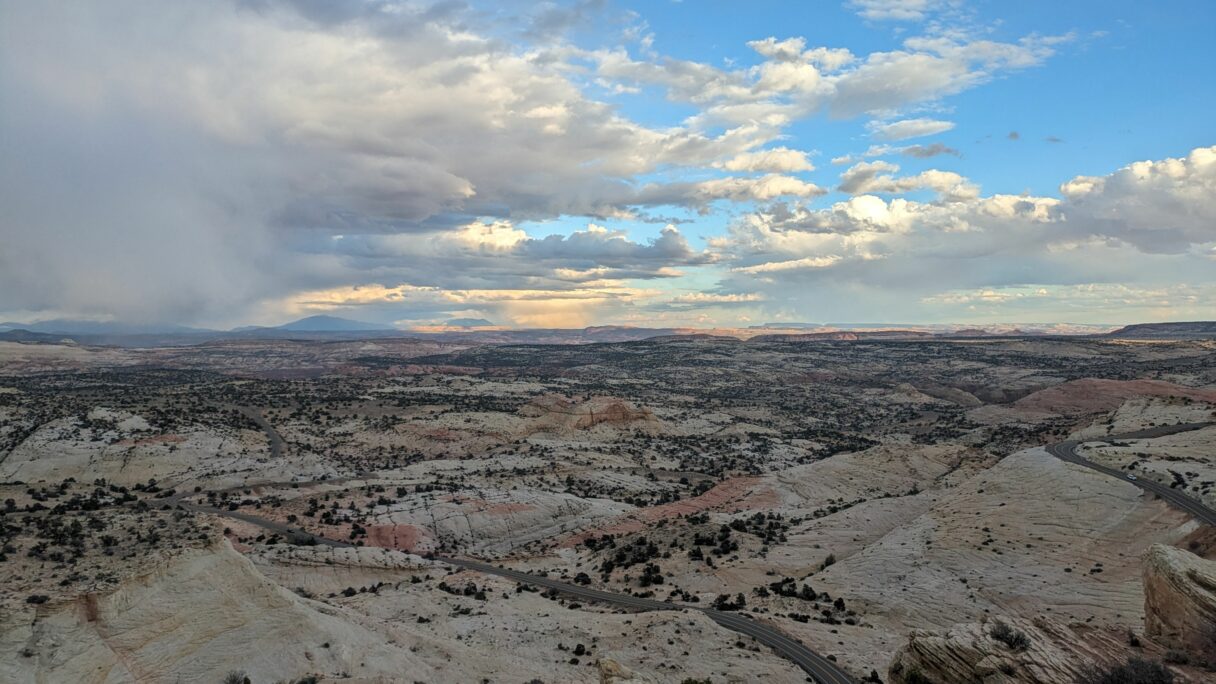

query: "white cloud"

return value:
[717, 146, 1216, 323]
[838, 161, 979, 201]
[867, 118, 956, 141]
[0, 1, 806, 323]
[733, 255, 844, 273]
[0, 0, 1177, 329]
[849, 0, 955, 22]
[832, 142, 960, 164]
[747, 37, 809, 62]
[586, 30, 1069, 124]
[631, 175, 825, 208]
[717, 147, 816, 172]
[1057, 145, 1216, 252]
[667, 292, 764, 304]
[747, 37, 856, 71]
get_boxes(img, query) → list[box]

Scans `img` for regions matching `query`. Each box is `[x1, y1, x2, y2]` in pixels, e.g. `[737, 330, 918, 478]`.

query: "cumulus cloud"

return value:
[584, 30, 1069, 124]
[0, 1, 794, 324]
[0, 0, 1186, 329]
[691, 175, 826, 202]
[319, 221, 710, 289]
[838, 161, 979, 200]
[716, 147, 816, 172]
[1057, 145, 1216, 253]
[717, 146, 1216, 321]
[747, 37, 856, 71]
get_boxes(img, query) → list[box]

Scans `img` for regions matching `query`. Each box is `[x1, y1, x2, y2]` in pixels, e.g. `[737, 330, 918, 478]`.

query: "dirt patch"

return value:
[365, 524, 435, 553]
[114, 434, 187, 447]
[560, 476, 765, 546]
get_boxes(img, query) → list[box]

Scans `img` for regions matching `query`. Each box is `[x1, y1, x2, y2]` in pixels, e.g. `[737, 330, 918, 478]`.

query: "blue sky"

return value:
[563, 0, 1216, 197]
[1, 0, 1213, 328]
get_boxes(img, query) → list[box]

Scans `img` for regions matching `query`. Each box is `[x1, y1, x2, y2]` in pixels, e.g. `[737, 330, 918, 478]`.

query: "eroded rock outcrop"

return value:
[0, 540, 428, 683]
[1144, 543, 1216, 655]
[887, 617, 1127, 684]
[520, 394, 659, 432]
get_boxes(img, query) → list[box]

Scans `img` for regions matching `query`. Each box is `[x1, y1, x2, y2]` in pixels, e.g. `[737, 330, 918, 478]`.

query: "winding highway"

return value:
[180, 412, 1216, 684]
[436, 555, 854, 684]
[236, 406, 286, 459]
[1045, 422, 1216, 525]
[181, 409, 855, 683]
[184, 505, 853, 681]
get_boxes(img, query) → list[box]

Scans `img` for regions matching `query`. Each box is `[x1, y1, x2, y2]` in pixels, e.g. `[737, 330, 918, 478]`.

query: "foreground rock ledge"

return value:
[1144, 543, 1216, 656]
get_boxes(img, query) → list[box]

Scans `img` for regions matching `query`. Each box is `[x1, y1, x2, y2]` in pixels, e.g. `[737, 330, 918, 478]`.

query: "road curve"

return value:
[182, 411, 1216, 683]
[192, 410, 855, 683]
[184, 507, 854, 681]
[436, 556, 854, 684]
[1046, 422, 1216, 526]
[237, 406, 286, 459]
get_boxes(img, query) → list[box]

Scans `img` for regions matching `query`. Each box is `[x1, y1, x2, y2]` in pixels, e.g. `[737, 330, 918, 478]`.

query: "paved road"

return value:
[185, 412, 853, 682]
[183, 495, 854, 682]
[437, 556, 854, 684]
[186, 413, 1216, 683]
[237, 406, 286, 459]
[1046, 422, 1216, 526]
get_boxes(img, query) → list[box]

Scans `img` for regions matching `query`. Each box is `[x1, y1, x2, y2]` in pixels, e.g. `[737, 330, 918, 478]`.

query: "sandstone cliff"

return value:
[887, 617, 1128, 684]
[1144, 543, 1216, 656]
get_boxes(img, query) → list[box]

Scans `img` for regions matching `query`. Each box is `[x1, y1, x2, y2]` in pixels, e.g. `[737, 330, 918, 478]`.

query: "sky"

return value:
[1, 0, 1214, 329]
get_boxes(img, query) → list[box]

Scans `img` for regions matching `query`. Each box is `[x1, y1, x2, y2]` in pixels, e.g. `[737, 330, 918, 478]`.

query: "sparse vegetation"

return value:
[989, 620, 1031, 652]
[1076, 657, 1173, 684]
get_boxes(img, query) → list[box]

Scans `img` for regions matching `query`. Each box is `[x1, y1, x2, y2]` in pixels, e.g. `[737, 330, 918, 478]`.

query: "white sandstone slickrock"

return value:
[0, 540, 432, 683]
[887, 616, 1129, 683]
[1143, 543, 1216, 655]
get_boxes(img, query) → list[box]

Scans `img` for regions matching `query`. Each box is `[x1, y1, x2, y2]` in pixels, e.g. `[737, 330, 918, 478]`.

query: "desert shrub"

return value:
[222, 672, 249, 684]
[1076, 657, 1173, 684]
[1161, 650, 1188, 665]
[989, 620, 1030, 652]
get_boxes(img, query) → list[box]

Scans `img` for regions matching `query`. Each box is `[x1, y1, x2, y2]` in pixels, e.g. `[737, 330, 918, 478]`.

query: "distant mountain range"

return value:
[0, 319, 208, 335]
[1106, 321, 1216, 339]
[2, 318, 1213, 348]
[247, 315, 395, 333]
[0, 315, 394, 336]
[445, 318, 495, 328]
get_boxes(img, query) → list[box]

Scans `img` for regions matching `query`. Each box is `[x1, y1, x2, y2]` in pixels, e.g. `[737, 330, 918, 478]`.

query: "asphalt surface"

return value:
[237, 406, 285, 459]
[179, 409, 854, 683]
[1046, 422, 1216, 525]
[436, 556, 854, 684]
[178, 413, 1216, 684]
[186, 505, 852, 681]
